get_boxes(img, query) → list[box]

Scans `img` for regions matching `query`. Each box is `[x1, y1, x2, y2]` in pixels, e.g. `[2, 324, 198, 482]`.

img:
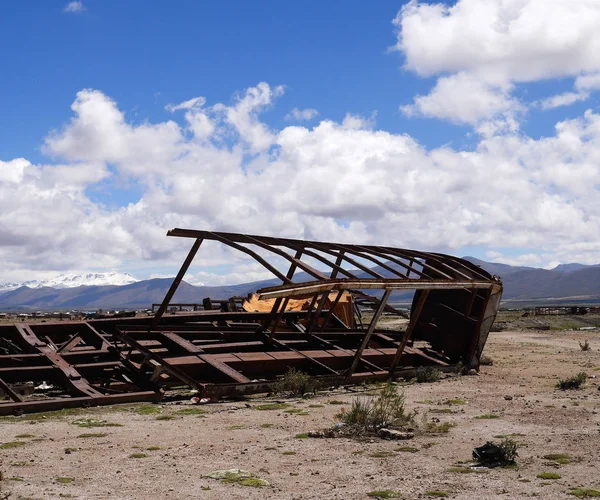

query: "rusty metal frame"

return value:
[0, 228, 502, 415]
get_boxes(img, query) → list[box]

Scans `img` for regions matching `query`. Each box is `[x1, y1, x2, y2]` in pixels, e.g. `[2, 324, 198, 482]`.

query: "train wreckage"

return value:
[0, 229, 502, 415]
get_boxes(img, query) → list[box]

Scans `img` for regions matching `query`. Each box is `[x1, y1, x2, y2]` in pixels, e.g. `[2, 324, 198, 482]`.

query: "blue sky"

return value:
[1, 1, 599, 284]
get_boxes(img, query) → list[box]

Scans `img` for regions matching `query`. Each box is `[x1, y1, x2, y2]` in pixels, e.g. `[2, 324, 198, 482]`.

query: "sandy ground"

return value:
[1, 328, 599, 500]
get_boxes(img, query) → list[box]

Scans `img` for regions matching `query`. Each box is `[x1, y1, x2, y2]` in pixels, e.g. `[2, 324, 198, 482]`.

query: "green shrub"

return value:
[557, 372, 587, 390]
[272, 368, 319, 397]
[337, 384, 414, 435]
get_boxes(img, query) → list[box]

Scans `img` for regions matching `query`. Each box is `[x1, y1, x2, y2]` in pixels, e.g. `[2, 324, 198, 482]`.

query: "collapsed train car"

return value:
[0, 229, 502, 415]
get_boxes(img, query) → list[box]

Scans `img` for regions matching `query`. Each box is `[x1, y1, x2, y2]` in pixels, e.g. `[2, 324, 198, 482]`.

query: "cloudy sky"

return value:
[1, 0, 599, 285]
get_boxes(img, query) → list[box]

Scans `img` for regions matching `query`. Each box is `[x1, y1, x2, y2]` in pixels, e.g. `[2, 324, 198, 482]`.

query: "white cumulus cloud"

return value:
[394, 0, 600, 128]
[1, 83, 599, 283]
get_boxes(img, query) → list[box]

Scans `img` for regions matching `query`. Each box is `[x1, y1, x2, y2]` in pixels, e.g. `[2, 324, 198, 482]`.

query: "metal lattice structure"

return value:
[0, 229, 502, 415]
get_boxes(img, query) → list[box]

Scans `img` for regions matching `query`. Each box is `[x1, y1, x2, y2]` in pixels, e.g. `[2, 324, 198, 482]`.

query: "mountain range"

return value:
[0, 272, 138, 292]
[0, 259, 599, 311]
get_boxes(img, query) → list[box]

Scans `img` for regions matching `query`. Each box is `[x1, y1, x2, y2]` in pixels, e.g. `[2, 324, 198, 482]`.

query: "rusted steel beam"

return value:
[466, 288, 493, 368]
[117, 330, 250, 385]
[152, 238, 203, 329]
[346, 289, 392, 378]
[166, 228, 496, 284]
[57, 333, 83, 353]
[0, 377, 22, 402]
[311, 242, 386, 279]
[339, 246, 409, 279]
[352, 244, 428, 279]
[257, 279, 495, 299]
[203, 232, 293, 284]
[115, 330, 206, 389]
[305, 293, 330, 334]
[389, 289, 430, 373]
[265, 297, 289, 341]
[266, 336, 340, 375]
[0, 391, 161, 417]
[319, 290, 344, 332]
[239, 235, 330, 281]
[15, 324, 105, 399]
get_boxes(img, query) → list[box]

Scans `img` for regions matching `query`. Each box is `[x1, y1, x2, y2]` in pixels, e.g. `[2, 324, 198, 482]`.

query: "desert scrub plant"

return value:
[444, 399, 467, 405]
[422, 420, 456, 434]
[569, 489, 600, 498]
[55, 477, 74, 484]
[396, 446, 418, 453]
[557, 372, 587, 390]
[496, 437, 519, 464]
[543, 453, 572, 464]
[472, 438, 518, 467]
[135, 405, 160, 415]
[272, 368, 319, 397]
[77, 433, 108, 438]
[0, 441, 26, 450]
[415, 366, 441, 383]
[579, 340, 591, 351]
[336, 383, 414, 435]
[366, 490, 402, 498]
[254, 403, 291, 411]
[537, 472, 561, 479]
[174, 408, 208, 415]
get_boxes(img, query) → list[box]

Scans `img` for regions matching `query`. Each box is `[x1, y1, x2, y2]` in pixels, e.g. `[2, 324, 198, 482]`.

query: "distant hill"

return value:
[1, 258, 599, 310]
[461, 257, 535, 277]
[464, 258, 600, 305]
[0, 278, 277, 311]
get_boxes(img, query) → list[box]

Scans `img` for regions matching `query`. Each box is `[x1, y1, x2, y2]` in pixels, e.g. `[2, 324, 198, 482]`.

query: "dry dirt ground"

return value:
[1, 328, 599, 500]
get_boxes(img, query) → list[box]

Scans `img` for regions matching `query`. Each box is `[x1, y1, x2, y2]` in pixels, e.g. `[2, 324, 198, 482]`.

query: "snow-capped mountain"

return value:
[0, 272, 139, 292]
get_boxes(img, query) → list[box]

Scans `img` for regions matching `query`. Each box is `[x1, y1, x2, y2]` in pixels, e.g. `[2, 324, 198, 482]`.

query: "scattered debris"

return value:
[377, 428, 415, 440]
[472, 438, 518, 467]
